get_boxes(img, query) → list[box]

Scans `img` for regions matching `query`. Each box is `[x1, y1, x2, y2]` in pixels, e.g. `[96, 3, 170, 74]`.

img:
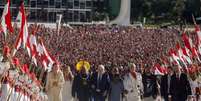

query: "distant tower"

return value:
[109, 0, 131, 25]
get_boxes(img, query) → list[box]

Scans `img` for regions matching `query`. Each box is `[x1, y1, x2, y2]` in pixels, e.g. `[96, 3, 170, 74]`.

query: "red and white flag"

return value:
[181, 47, 192, 64]
[1, 0, 13, 37]
[153, 63, 166, 75]
[13, 2, 29, 56]
[26, 31, 38, 65]
[182, 32, 193, 51]
[195, 25, 201, 45]
[176, 42, 187, 67]
[168, 48, 184, 66]
[37, 39, 55, 70]
[191, 47, 201, 62]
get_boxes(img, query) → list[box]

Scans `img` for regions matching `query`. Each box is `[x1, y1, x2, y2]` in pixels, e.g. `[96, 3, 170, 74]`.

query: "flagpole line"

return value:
[39, 68, 46, 90]
[39, 68, 44, 81]
[192, 14, 197, 25]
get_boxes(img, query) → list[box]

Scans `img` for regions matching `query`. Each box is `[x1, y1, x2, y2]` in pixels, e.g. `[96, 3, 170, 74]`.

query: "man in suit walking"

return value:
[91, 65, 110, 101]
[160, 66, 173, 101]
[170, 64, 191, 101]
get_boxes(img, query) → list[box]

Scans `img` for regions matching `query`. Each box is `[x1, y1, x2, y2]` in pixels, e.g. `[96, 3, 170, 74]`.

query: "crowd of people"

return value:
[0, 24, 201, 101]
[47, 60, 201, 101]
[0, 24, 180, 68]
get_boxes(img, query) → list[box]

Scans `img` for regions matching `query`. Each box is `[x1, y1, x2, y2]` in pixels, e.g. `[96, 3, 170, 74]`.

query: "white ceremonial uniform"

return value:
[0, 83, 11, 101]
[123, 73, 142, 101]
[0, 61, 11, 101]
[188, 77, 201, 101]
[0, 61, 10, 74]
[10, 89, 19, 101]
[46, 70, 65, 101]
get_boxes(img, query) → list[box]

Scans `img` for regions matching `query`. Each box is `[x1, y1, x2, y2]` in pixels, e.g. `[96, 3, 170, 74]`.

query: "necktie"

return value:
[176, 74, 180, 82]
[97, 74, 100, 88]
[168, 75, 170, 93]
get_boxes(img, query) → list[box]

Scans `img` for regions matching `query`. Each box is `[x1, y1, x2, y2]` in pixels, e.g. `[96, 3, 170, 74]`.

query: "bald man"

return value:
[91, 65, 110, 101]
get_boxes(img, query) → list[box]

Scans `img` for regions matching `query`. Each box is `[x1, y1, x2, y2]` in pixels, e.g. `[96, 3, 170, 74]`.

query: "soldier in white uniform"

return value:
[0, 46, 12, 101]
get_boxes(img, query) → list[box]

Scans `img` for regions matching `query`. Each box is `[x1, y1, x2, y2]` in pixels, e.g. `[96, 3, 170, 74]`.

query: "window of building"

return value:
[74, 11, 79, 22]
[80, 1, 85, 9]
[49, 12, 56, 22]
[31, 1, 36, 7]
[29, 11, 37, 22]
[62, 0, 67, 7]
[80, 12, 86, 22]
[86, 11, 91, 21]
[43, 0, 49, 8]
[37, 0, 43, 7]
[86, 1, 92, 8]
[68, 11, 73, 22]
[67, 1, 73, 9]
[11, 0, 22, 6]
[55, 1, 61, 8]
[49, 0, 55, 6]
[74, 0, 79, 8]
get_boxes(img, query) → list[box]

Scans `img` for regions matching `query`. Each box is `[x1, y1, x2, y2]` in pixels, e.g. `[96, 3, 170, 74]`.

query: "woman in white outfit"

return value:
[46, 63, 65, 101]
[62, 66, 74, 101]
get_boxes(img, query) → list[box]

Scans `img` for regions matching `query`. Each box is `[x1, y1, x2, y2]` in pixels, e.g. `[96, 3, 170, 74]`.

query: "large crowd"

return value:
[1, 24, 201, 101]
[0, 24, 180, 68]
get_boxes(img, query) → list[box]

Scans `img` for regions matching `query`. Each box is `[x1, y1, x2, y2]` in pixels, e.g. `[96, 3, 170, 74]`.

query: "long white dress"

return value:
[62, 80, 73, 101]
[46, 70, 65, 101]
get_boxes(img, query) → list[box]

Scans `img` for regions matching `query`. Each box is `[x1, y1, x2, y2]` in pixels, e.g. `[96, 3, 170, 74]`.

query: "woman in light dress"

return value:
[46, 63, 65, 101]
[62, 66, 74, 101]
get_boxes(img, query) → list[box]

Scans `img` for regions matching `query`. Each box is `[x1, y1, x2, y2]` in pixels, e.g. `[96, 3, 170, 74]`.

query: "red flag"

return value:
[1, 0, 13, 37]
[175, 42, 187, 66]
[13, 2, 29, 56]
[195, 25, 201, 45]
[3, 45, 10, 56]
[182, 32, 193, 51]
[37, 38, 56, 70]
[29, 72, 36, 81]
[12, 57, 20, 66]
[153, 63, 165, 75]
[191, 47, 201, 62]
[26, 32, 38, 66]
[21, 64, 29, 75]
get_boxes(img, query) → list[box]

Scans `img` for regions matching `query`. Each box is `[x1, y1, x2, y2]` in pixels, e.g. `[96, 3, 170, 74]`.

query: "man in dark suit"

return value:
[72, 66, 91, 101]
[91, 65, 110, 101]
[170, 65, 191, 101]
[161, 66, 173, 101]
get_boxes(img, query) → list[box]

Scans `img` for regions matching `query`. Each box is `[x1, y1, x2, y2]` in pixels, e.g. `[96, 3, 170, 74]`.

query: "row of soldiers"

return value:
[0, 46, 47, 101]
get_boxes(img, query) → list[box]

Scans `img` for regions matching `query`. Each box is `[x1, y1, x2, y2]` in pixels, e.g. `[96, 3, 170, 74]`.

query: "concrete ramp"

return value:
[109, 0, 131, 26]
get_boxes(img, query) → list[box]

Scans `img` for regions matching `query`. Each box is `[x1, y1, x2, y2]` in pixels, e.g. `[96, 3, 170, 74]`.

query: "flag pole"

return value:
[192, 14, 197, 25]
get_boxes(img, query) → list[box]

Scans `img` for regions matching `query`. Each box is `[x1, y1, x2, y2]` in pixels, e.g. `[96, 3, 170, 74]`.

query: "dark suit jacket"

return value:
[161, 74, 171, 101]
[72, 74, 91, 101]
[142, 73, 158, 98]
[91, 72, 110, 95]
[170, 73, 191, 101]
